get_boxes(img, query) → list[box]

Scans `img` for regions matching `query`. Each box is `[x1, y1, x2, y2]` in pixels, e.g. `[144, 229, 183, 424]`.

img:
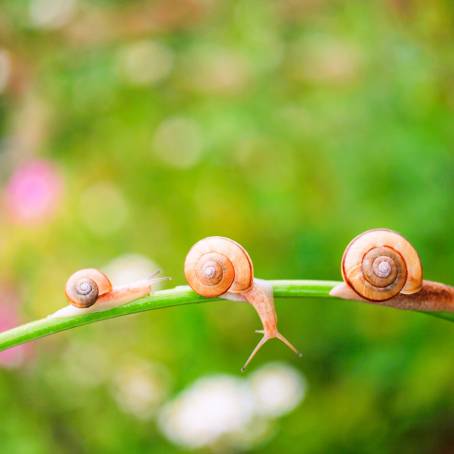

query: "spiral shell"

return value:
[65, 268, 112, 308]
[184, 236, 254, 297]
[341, 229, 423, 302]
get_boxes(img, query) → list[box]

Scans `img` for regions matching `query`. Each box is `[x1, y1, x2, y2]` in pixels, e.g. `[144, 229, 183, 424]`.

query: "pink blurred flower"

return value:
[0, 287, 31, 368]
[4, 159, 62, 224]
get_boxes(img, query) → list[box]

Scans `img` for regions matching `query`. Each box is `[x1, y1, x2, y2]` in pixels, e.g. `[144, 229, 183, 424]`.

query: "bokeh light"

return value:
[4, 159, 62, 225]
[117, 41, 174, 86]
[29, 0, 77, 29]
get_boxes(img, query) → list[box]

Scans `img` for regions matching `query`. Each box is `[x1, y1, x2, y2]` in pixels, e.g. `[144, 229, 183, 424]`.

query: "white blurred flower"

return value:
[0, 50, 11, 93]
[117, 41, 174, 86]
[158, 375, 254, 449]
[152, 116, 204, 168]
[229, 417, 275, 450]
[113, 361, 170, 420]
[79, 182, 128, 236]
[104, 254, 161, 287]
[29, 0, 77, 29]
[249, 362, 306, 417]
[157, 364, 307, 449]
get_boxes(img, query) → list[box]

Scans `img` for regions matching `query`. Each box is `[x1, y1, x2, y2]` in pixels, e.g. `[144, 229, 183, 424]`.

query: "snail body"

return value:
[331, 228, 454, 311]
[185, 236, 301, 371]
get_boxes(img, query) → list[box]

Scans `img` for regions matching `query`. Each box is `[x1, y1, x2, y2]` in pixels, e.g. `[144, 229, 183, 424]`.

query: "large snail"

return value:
[331, 229, 454, 311]
[185, 236, 301, 371]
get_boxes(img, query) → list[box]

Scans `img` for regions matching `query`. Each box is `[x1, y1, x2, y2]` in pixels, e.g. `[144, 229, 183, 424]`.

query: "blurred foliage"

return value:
[0, 0, 454, 452]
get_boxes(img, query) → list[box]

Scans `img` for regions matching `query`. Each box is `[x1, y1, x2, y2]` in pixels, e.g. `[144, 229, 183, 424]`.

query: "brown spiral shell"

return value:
[184, 236, 254, 297]
[65, 268, 112, 308]
[341, 229, 423, 302]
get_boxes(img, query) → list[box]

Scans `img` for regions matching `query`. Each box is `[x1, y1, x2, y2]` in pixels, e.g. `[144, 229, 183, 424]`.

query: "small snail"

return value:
[185, 236, 301, 371]
[331, 229, 454, 311]
[64, 268, 167, 311]
[65, 269, 112, 308]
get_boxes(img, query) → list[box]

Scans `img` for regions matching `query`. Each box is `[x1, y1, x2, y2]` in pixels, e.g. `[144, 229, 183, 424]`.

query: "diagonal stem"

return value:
[0, 280, 453, 353]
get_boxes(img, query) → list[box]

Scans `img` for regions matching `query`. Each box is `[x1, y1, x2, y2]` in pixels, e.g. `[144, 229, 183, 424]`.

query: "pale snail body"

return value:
[185, 236, 301, 371]
[331, 229, 454, 311]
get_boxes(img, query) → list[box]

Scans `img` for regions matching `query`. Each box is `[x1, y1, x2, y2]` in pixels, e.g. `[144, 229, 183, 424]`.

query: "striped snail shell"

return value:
[184, 236, 254, 297]
[341, 229, 423, 302]
[65, 268, 112, 308]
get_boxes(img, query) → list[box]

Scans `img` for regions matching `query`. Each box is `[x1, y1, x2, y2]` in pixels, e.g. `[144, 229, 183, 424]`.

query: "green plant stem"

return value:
[0, 280, 453, 352]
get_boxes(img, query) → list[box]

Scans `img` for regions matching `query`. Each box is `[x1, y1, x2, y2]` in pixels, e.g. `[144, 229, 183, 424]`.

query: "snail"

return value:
[65, 268, 112, 308]
[185, 236, 301, 371]
[330, 229, 454, 311]
[52, 268, 169, 318]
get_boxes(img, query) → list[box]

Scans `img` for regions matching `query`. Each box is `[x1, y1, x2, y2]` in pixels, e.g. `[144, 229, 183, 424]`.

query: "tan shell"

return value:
[341, 229, 423, 302]
[65, 268, 112, 308]
[184, 236, 254, 297]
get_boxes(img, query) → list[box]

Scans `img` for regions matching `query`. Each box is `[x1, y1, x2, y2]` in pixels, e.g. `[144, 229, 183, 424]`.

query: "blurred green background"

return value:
[0, 0, 454, 452]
